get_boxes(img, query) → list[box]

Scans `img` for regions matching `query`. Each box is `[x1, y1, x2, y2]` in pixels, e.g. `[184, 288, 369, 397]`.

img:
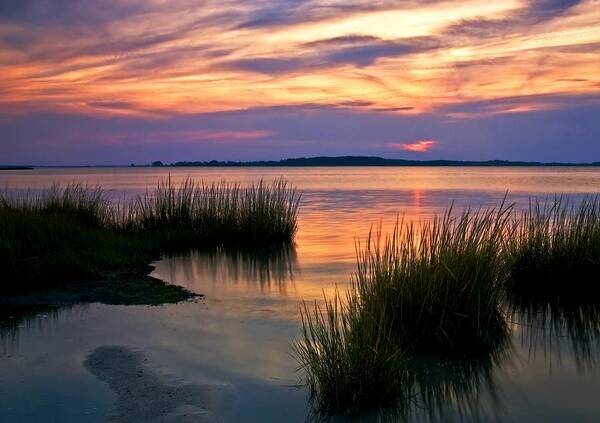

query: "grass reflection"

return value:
[509, 295, 600, 372]
[405, 340, 510, 423]
[0, 305, 75, 353]
[159, 245, 299, 294]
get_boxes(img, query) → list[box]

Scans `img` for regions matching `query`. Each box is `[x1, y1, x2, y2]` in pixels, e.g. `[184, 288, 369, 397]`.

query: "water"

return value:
[1, 167, 600, 422]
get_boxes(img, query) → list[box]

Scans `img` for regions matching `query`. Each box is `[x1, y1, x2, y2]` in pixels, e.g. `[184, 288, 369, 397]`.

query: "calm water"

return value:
[2, 167, 600, 422]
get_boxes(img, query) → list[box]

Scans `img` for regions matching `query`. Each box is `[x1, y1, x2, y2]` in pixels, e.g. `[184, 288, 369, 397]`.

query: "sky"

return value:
[1, 0, 599, 165]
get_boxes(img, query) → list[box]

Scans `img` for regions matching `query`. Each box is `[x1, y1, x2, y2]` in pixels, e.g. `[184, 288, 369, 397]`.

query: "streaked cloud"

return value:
[0, 0, 599, 163]
[104, 129, 275, 145]
[3, 96, 600, 165]
[223, 35, 440, 75]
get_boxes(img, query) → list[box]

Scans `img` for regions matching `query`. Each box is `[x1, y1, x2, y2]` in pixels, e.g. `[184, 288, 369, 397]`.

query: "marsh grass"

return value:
[353, 204, 512, 354]
[297, 196, 600, 416]
[0, 178, 300, 295]
[296, 290, 409, 415]
[505, 197, 600, 302]
[127, 177, 300, 246]
[502, 197, 600, 372]
[0, 184, 114, 226]
[0, 185, 139, 288]
[296, 204, 513, 416]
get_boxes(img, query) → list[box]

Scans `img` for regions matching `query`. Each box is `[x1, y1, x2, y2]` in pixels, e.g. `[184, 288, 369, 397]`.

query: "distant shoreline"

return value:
[156, 156, 600, 168]
[3, 156, 600, 168]
[0, 166, 34, 170]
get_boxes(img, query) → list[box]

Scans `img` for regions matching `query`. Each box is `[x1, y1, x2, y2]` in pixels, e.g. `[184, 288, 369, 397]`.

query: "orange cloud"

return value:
[390, 140, 438, 152]
[1, 0, 599, 119]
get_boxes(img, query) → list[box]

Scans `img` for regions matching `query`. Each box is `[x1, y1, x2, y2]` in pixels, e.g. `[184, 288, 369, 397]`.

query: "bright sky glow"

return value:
[1, 0, 599, 164]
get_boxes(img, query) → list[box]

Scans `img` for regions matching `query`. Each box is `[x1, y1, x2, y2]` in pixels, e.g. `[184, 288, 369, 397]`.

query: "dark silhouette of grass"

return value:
[125, 177, 300, 247]
[297, 290, 410, 415]
[503, 197, 600, 372]
[505, 197, 600, 302]
[296, 196, 600, 415]
[0, 178, 300, 302]
[295, 204, 512, 416]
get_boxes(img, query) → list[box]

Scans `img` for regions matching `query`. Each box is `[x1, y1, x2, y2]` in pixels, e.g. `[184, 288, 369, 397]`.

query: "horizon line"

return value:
[3, 155, 600, 169]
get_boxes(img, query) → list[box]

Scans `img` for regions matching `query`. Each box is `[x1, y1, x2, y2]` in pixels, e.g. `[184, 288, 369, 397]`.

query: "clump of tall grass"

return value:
[0, 184, 114, 227]
[295, 204, 512, 415]
[126, 177, 300, 246]
[1, 185, 143, 289]
[505, 197, 600, 302]
[296, 290, 410, 415]
[356, 205, 511, 353]
[0, 178, 300, 293]
[503, 196, 600, 376]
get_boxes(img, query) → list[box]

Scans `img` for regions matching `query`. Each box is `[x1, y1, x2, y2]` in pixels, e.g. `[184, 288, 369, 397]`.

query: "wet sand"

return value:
[84, 346, 230, 422]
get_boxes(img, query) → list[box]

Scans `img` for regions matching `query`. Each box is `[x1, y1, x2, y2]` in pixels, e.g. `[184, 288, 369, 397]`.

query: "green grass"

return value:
[296, 196, 600, 415]
[126, 177, 300, 247]
[505, 196, 600, 302]
[0, 178, 300, 299]
[354, 206, 511, 353]
[296, 290, 410, 415]
[295, 204, 512, 416]
[1, 185, 141, 289]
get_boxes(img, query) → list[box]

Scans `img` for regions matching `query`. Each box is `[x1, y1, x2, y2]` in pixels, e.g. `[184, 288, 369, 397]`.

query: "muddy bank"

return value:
[1, 271, 198, 307]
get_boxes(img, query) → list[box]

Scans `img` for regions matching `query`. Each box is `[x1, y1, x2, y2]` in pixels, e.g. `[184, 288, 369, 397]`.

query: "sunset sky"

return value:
[1, 0, 599, 165]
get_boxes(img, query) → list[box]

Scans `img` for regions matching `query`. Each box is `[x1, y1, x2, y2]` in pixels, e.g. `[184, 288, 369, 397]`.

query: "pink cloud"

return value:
[103, 129, 275, 145]
[389, 140, 437, 152]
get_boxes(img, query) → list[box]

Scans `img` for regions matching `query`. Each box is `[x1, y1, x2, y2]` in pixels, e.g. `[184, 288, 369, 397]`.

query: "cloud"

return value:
[224, 35, 439, 74]
[444, 0, 584, 40]
[337, 100, 375, 107]
[223, 57, 306, 74]
[235, 1, 447, 29]
[438, 92, 600, 117]
[0, 0, 598, 150]
[320, 36, 438, 67]
[389, 140, 438, 152]
[2, 95, 600, 165]
[104, 129, 275, 145]
[527, 0, 582, 20]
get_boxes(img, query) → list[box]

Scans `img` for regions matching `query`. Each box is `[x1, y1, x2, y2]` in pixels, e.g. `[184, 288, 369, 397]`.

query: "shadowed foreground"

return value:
[1, 178, 300, 305]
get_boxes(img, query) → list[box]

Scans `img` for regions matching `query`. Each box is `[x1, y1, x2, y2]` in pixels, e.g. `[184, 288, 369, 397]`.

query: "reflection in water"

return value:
[159, 245, 299, 295]
[372, 327, 513, 423]
[510, 298, 600, 372]
[407, 343, 511, 422]
[0, 305, 75, 354]
[3, 168, 600, 422]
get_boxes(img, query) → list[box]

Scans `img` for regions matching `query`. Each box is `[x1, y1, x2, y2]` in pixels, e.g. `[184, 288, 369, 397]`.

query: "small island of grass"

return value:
[295, 196, 600, 416]
[1, 178, 300, 305]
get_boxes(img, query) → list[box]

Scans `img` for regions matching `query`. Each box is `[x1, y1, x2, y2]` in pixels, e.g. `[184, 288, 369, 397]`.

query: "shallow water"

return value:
[2, 167, 600, 422]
